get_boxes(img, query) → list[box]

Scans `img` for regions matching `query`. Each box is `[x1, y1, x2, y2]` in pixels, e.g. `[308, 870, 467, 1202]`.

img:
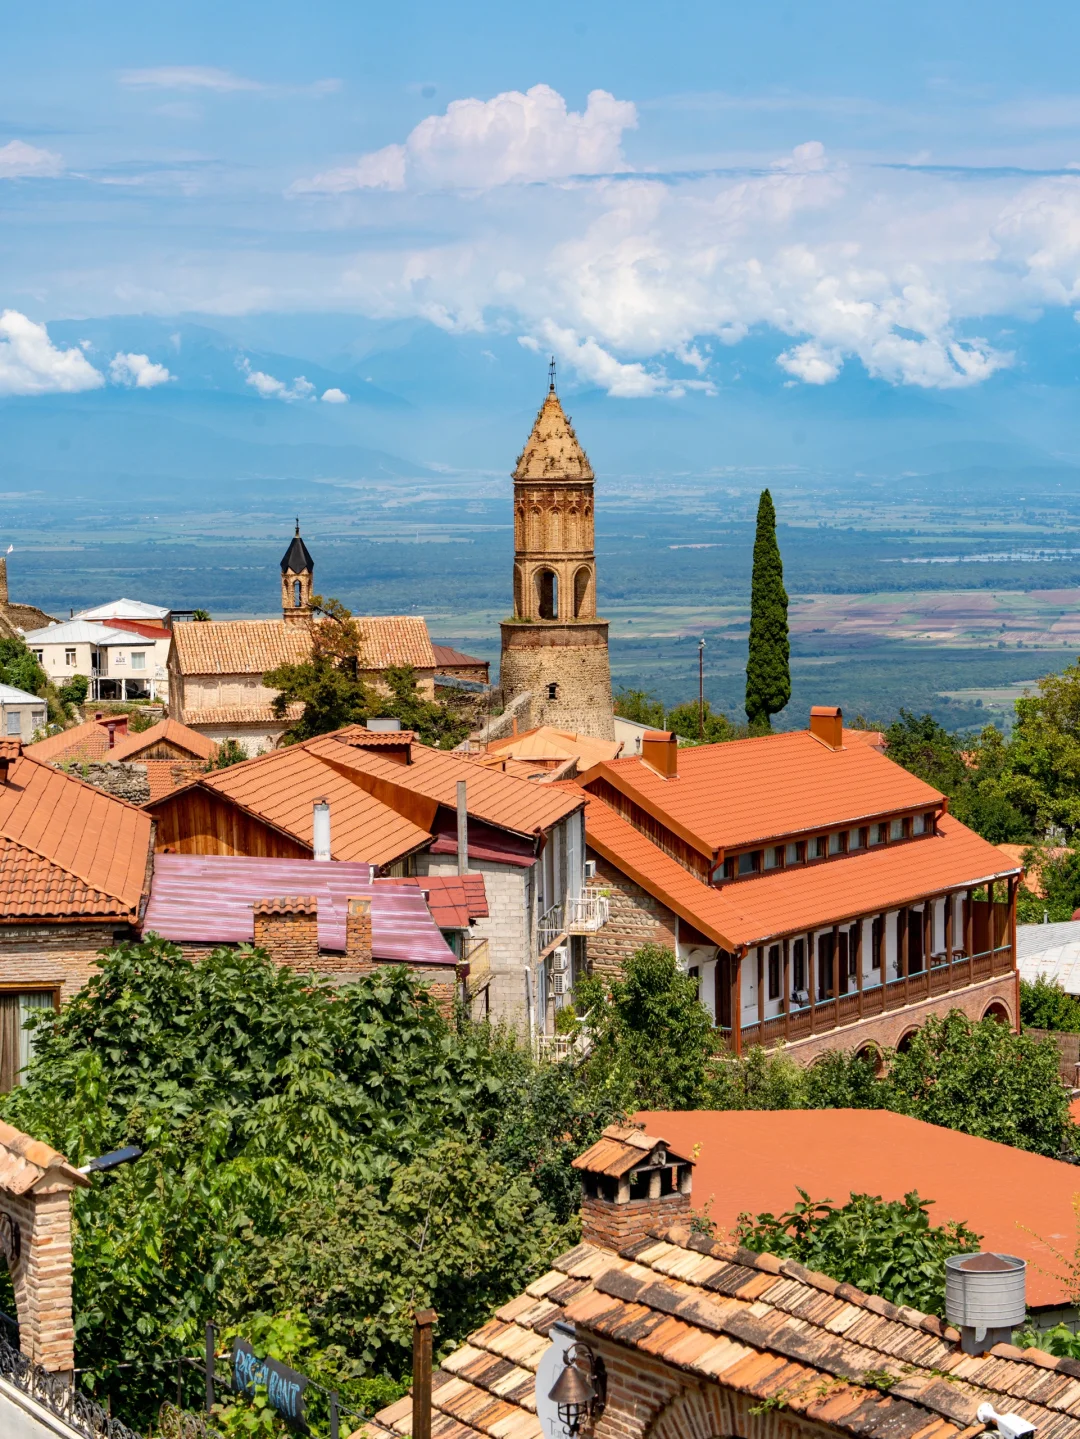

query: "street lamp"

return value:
[548, 1343, 605, 1438]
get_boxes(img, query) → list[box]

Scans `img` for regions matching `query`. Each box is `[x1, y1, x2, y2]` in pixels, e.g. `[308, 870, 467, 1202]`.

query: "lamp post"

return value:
[698, 636, 706, 741]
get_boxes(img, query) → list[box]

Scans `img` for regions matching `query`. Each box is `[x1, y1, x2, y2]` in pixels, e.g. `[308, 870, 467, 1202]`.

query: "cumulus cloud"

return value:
[109, 352, 173, 388]
[0, 141, 62, 179]
[292, 83, 636, 193]
[0, 311, 104, 395]
[239, 357, 315, 401]
[320, 387, 348, 403]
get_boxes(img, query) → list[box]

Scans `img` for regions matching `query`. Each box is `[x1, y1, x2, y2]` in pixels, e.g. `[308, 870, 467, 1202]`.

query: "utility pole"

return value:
[698, 636, 706, 741]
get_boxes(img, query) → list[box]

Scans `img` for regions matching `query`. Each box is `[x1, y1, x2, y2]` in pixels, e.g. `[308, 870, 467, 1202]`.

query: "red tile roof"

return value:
[0, 754, 151, 921]
[173, 616, 437, 676]
[577, 786, 1018, 948]
[432, 643, 488, 670]
[635, 1109, 1080, 1309]
[109, 717, 218, 762]
[583, 729, 946, 859]
[100, 617, 170, 639]
[182, 704, 303, 727]
[384, 873, 489, 929]
[26, 717, 115, 765]
[141, 759, 206, 803]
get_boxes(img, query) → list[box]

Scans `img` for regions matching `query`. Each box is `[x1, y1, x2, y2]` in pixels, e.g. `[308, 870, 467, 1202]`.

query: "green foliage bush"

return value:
[735, 1189, 981, 1316]
[1020, 976, 1080, 1032]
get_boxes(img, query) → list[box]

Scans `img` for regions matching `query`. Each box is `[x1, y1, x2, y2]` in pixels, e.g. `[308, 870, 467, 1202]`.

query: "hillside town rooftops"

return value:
[583, 727, 948, 858]
[23, 619, 153, 648]
[484, 725, 622, 767]
[635, 1108, 1080, 1310]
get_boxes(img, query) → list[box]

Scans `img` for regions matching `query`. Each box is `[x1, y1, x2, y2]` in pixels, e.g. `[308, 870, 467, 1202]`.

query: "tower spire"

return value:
[548, 355, 557, 393]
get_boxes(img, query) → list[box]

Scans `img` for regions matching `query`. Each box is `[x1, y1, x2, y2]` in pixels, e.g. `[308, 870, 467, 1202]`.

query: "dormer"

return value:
[573, 1123, 694, 1249]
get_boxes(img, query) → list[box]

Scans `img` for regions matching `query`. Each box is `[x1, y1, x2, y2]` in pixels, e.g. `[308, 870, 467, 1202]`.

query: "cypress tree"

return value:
[745, 488, 791, 729]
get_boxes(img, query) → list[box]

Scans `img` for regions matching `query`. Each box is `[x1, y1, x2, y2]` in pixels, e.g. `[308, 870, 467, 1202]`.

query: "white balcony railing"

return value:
[565, 893, 610, 933]
[538, 903, 565, 951]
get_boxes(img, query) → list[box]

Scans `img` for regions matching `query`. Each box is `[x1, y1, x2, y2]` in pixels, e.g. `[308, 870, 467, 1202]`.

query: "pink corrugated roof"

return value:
[141, 854, 456, 965]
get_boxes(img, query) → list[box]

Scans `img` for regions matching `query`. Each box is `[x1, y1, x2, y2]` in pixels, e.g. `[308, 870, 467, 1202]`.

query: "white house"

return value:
[0, 683, 48, 740]
[72, 597, 172, 627]
[24, 620, 169, 701]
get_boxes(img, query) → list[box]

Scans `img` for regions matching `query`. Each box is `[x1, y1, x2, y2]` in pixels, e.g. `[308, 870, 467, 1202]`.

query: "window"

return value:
[31, 710, 44, 729]
[785, 841, 801, 865]
[828, 831, 844, 855]
[737, 851, 760, 876]
[31, 650, 42, 664]
[64, 648, 76, 666]
[889, 817, 904, 841]
[767, 945, 781, 1000]
[723, 856, 736, 880]
[792, 939, 806, 995]
[810, 835, 826, 859]
[764, 846, 782, 870]
[5, 713, 20, 736]
[850, 827, 867, 850]
[0, 990, 55, 1090]
[919, 811, 935, 835]
[546, 681, 559, 700]
[130, 652, 146, 670]
[293, 579, 302, 607]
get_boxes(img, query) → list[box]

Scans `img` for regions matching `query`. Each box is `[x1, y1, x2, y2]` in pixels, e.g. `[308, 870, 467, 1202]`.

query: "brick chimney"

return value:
[346, 896, 375, 973]
[809, 705, 844, 751]
[641, 731, 678, 779]
[252, 897, 319, 971]
[0, 1119, 90, 1377]
[572, 1124, 694, 1251]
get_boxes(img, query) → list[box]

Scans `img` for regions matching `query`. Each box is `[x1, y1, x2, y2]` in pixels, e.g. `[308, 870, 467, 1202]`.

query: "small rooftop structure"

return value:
[572, 1123, 693, 1179]
[1017, 921, 1080, 994]
[73, 597, 170, 625]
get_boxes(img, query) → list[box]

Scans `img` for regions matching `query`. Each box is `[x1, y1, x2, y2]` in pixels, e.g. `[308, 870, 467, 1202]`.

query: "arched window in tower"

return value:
[293, 579, 303, 608]
[513, 564, 524, 618]
[573, 566, 591, 619]
[537, 569, 558, 620]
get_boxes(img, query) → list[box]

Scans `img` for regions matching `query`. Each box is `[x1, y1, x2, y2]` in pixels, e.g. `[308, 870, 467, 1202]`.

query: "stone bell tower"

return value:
[499, 367, 614, 740]
[281, 520, 314, 625]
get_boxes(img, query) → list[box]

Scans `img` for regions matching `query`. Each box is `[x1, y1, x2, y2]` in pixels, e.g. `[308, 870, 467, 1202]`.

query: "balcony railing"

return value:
[718, 944, 1015, 1053]
[537, 892, 610, 951]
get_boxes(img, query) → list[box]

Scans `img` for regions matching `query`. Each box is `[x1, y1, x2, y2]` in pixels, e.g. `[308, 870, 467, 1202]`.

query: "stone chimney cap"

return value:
[0, 1119, 90, 1194]
[572, 1123, 693, 1179]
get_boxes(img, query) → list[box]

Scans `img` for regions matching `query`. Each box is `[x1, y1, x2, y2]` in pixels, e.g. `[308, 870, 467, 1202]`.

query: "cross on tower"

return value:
[548, 355, 557, 393]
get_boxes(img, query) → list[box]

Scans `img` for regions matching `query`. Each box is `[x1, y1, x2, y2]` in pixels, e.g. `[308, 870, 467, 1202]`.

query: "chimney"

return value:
[573, 1124, 694, 1250]
[0, 739, 21, 784]
[412, 1309, 437, 1439]
[103, 715, 129, 749]
[0, 1120, 91, 1378]
[809, 705, 844, 751]
[346, 896, 375, 972]
[456, 780, 468, 876]
[252, 897, 319, 971]
[312, 799, 331, 861]
[641, 731, 678, 779]
[945, 1252, 1026, 1355]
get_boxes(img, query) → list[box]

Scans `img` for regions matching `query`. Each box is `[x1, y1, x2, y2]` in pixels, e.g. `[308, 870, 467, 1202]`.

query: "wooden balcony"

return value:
[719, 943, 1015, 1053]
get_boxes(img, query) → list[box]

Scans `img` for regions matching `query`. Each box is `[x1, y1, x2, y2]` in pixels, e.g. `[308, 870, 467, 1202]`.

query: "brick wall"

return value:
[2, 1185, 78, 1375]
[580, 1192, 691, 1251]
[0, 923, 128, 1001]
[252, 899, 319, 971]
[586, 855, 677, 978]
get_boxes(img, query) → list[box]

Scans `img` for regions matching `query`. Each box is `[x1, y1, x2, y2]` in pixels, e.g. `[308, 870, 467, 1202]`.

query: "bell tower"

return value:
[499, 366, 614, 739]
[281, 520, 314, 625]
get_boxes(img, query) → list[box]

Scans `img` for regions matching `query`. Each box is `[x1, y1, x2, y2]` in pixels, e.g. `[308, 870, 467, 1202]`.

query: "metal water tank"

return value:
[945, 1252, 1026, 1332]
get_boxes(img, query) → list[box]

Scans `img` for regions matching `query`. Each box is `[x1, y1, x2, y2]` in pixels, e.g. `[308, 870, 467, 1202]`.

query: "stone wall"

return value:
[499, 619, 613, 741]
[67, 762, 150, 805]
[586, 855, 678, 978]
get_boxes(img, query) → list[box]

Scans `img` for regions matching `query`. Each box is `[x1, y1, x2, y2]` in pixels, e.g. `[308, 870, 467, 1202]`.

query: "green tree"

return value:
[206, 738, 250, 770]
[1020, 976, 1080, 1032]
[735, 1189, 981, 1316]
[58, 673, 89, 709]
[882, 710, 969, 795]
[613, 688, 665, 728]
[744, 489, 790, 731]
[577, 945, 713, 1109]
[666, 699, 736, 745]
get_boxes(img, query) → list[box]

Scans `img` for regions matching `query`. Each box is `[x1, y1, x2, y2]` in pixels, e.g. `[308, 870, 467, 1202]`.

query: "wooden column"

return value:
[944, 891, 954, 963]
[732, 953, 742, 1056]
[808, 932, 817, 1033]
[922, 901, 932, 974]
[986, 879, 996, 950]
[899, 908, 909, 981]
[878, 911, 886, 980]
[1007, 875, 1018, 964]
[964, 888, 974, 957]
[831, 924, 840, 1011]
[412, 1309, 437, 1439]
[756, 946, 764, 1044]
[782, 938, 791, 1040]
[856, 919, 864, 1016]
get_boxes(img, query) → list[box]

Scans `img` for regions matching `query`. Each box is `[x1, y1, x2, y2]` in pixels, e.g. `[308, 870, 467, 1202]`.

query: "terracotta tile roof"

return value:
[183, 703, 303, 727]
[384, 873, 489, 929]
[26, 717, 114, 765]
[109, 718, 219, 762]
[307, 732, 583, 839]
[151, 743, 433, 868]
[486, 726, 621, 766]
[573, 1123, 692, 1179]
[140, 759, 205, 803]
[583, 729, 947, 859]
[363, 1220, 1080, 1439]
[0, 1119, 89, 1195]
[432, 643, 488, 670]
[0, 754, 151, 920]
[513, 392, 593, 481]
[635, 1109, 1080, 1311]
[576, 786, 1019, 948]
[337, 728, 417, 748]
[173, 616, 437, 677]
[100, 617, 171, 640]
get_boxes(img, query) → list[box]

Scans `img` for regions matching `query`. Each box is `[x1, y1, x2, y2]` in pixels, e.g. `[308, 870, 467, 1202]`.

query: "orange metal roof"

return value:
[485, 726, 621, 766]
[26, 717, 114, 765]
[173, 616, 437, 677]
[583, 728, 946, 858]
[0, 755, 151, 920]
[307, 732, 583, 838]
[635, 1109, 1080, 1308]
[432, 643, 488, 670]
[578, 787, 1019, 949]
[109, 717, 219, 762]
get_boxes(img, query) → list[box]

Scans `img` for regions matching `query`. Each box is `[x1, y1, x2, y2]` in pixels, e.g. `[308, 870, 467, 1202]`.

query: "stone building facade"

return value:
[499, 378, 614, 741]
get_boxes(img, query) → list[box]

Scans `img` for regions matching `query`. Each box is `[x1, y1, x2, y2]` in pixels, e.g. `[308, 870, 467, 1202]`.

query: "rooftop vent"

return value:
[641, 731, 678, 779]
[945, 1251, 1026, 1354]
[809, 705, 843, 751]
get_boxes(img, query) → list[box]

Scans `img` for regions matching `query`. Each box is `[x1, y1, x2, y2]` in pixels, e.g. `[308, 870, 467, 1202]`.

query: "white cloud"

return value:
[0, 141, 62, 179]
[320, 387, 348, 403]
[239, 357, 315, 401]
[119, 67, 341, 96]
[0, 311, 104, 396]
[109, 352, 173, 388]
[292, 83, 636, 193]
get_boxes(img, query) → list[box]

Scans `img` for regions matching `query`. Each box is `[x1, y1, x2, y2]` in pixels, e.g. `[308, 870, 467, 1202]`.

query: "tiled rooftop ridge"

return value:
[251, 895, 318, 916]
[365, 1220, 1080, 1439]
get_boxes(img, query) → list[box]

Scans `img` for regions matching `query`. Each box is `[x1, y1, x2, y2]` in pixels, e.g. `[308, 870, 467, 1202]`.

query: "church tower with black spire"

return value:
[281, 520, 314, 625]
[499, 364, 614, 739]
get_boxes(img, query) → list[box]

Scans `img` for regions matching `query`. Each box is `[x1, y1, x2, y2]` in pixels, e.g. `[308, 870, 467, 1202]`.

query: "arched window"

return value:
[573, 566, 591, 618]
[547, 682, 559, 700]
[537, 569, 558, 620]
[293, 579, 303, 607]
[513, 565, 524, 618]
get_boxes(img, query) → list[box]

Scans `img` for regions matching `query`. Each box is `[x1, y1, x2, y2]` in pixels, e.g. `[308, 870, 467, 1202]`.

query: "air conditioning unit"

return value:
[584, 859, 597, 881]
[551, 971, 567, 996]
[551, 946, 570, 972]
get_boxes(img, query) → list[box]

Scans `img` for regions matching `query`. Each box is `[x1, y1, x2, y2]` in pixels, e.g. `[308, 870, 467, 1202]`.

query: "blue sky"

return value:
[6, 1, 1080, 411]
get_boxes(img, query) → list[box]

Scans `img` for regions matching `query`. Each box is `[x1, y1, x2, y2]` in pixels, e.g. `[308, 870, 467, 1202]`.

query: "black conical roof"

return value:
[280, 521, 314, 575]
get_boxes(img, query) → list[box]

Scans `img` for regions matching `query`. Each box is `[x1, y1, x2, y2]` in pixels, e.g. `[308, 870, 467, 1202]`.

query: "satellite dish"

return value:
[535, 1321, 576, 1439]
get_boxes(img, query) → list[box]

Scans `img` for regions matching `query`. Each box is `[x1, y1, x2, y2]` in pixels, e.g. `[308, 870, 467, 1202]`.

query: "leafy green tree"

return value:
[613, 689, 665, 727]
[884, 1011, 1073, 1157]
[191, 609, 212, 621]
[666, 699, 736, 745]
[58, 673, 89, 709]
[207, 738, 250, 770]
[1020, 976, 1080, 1032]
[735, 1189, 980, 1316]
[1031, 844, 1080, 921]
[577, 945, 713, 1109]
[379, 666, 472, 749]
[882, 710, 969, 795]
[744, 489, 790, 731]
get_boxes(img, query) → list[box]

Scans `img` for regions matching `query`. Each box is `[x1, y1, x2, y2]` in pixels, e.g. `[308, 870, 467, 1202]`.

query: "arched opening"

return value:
[547, 681, 559, 700]
[896, 1028, 919, 1054]
[292, 579, 303, 607]
[537, 568, 558, 620]
[513, 565, 524, 618]
[573, 566, 591, 618]
[983, 1001, 1010, 1025]
[854, 1043, 886, 1077]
